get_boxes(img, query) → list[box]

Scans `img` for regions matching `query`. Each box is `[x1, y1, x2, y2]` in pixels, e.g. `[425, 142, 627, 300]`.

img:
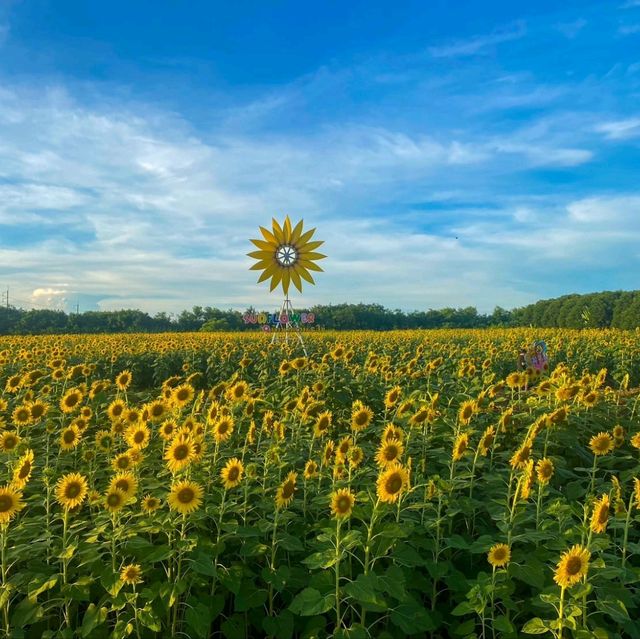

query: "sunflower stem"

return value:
[335, 517, 342, 631]
[171, 515, 187, 636]
[557, 586, 565, 639]
[0, 526, 9, 636]
[490, 566, 496, 639]
[360, 497, 379, 627]
[268, 509, 280, 616]
[588, 455, 598, 497]
[621, 492, 634, 571]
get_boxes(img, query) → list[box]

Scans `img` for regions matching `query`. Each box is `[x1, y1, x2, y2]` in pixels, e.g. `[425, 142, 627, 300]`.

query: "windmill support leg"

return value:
[270, 296, 308, 356]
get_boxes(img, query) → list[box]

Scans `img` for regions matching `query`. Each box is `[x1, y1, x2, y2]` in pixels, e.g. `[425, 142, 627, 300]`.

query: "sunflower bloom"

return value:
[330, 488, 355, 519]
[375, 438, 404, 468]
[478, 426, 496, 456]
[141, 495, 162, 514]
[0, 485, 24, 525]
[351, 401, 373, 432]
[452, 433, 469, 462]
[323, 441, 335, 466]
[384, 386, 401, 410]
[167, 480, 204, 515]
[115, 370, 132, 391]
[125, 423, 151, 449]
[171, 383, 195, 409]
[590, 494, 610, 534]
[0, 431, 21, 453]
[59, 425, 81, 451]
[11, 404, 32, 427]
[104, 488, 127, 513]
[220, 458, 244, 489]
[111, 452, 132, 472]
[213, 416, 234, 443]
[487, 543, 511, 568]
[536, 458, 554, 484]
[12, 449, 34, 489]
[120, 564, 142, 585]
[348, 446, 364, 468]
[589, 432, 614, 456]
[107, 399, 127, 422]
[109, 473, 138, 501]
[304, 460, 319, 479]
[510, 440, 533, 470]
[553, 545, 590, 589]
[275, 472, 297, 510]
[313, 412, 332, 437]
[458, 400, 477, 425]
[376, 463, 409, 504]
[60, 388, 83, 414]
[226, 381, 249, 403]
[55, 473, 89, 510]
[164, 437, 196, 474]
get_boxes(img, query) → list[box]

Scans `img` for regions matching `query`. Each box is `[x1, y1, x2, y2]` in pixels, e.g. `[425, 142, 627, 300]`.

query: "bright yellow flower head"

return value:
[330, 488, 355, 519]
[487, 543, 511, 568]
[590, 494, 610, 534]
[168, 480, 204, 515]
[589, 432, 614, 456]
[12, 449, 34, 489]
[553, 545, 590, 589]
[120, 564, 142, 585]
[248, 216, 326, 295]
[220, 458, 244, 490]
[275, 472, 297, 510]
[376, 463, 409, 503]
[55, 472, 89, 510]
[0, 485, 24, 525]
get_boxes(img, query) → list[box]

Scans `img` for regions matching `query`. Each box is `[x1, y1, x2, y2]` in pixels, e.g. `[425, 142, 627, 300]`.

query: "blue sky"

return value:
[0, 0, 639, 314]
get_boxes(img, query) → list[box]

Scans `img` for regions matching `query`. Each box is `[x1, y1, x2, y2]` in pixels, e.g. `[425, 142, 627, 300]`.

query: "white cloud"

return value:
[428, 21, 527, 58]
[0, 77, 627, 314]
[595, 117, 640, 139]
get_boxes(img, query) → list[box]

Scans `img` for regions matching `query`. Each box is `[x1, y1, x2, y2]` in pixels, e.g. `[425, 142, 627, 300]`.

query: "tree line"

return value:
[0, 290, 638, 334]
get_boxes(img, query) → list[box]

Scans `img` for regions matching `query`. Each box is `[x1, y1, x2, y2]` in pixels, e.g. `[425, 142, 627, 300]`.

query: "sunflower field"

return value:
[0, 328, 639, 639]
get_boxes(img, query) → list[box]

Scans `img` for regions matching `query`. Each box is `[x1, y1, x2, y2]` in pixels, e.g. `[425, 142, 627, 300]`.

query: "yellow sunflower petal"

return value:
[249, 259, 273, 271]
[257, 263, 280, 283]
[297, 227, 316, 244]
[247, 250, 275, 260]
[283, 216, 293, 243]
[301, 251, 327, 261]
[269, 270, 283, 291]
[299, 259, 324, 272]
[298, 240, 324, 253]
[250, 238, 276, 251]
[290, 268, 303, 293]
[297, 267, 316, 285]
[272, 218, 285, 245]
[290, 219, 305, 245]
[260, 225, 277, 244]
[281, 270, 291, 295]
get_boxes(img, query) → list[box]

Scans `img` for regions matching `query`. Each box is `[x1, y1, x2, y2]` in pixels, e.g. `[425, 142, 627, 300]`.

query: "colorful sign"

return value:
[243, 312, 316, 332]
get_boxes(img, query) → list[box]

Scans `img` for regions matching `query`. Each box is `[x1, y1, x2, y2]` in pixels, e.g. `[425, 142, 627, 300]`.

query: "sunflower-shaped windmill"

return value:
[248, 216, 325, 352]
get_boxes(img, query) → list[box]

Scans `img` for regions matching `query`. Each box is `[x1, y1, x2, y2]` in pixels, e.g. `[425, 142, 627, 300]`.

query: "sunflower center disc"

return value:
[276, 244, 298, 267]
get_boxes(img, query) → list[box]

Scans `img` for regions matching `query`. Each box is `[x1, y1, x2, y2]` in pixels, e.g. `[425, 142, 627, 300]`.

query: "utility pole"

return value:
[1, 287, 8, 309]
[76, 300, 80, 315]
